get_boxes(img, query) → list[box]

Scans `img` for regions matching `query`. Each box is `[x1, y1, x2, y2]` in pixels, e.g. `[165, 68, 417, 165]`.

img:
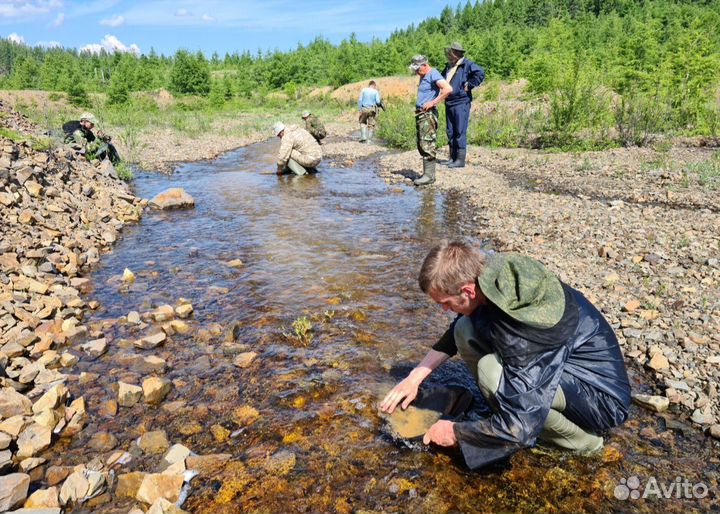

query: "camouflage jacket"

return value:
[62, 120, 103, 153]
[277, 125, 322, 166]
[304, 115, 326, 140]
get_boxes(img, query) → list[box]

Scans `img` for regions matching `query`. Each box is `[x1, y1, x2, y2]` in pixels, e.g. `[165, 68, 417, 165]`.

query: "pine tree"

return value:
[170, 50, 211, 95]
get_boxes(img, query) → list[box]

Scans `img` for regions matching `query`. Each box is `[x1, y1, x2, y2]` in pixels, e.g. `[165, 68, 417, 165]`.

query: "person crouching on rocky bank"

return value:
[62, 112, 121, 165]
[381, 241, 631, 469]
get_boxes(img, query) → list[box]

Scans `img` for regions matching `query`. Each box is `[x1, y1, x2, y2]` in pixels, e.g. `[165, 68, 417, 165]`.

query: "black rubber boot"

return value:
[447, 148, 466, 168]
[439, 146, 456, 165]
[414, 159, 436, 186]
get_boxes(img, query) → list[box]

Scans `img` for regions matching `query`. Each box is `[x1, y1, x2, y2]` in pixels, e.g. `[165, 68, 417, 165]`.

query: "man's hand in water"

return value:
[423, 420, 457, 446]
[379, 376, 420, 414]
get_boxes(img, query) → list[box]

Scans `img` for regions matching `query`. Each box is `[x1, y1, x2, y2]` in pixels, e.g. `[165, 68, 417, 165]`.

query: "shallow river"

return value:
[55, 141, 717, 513]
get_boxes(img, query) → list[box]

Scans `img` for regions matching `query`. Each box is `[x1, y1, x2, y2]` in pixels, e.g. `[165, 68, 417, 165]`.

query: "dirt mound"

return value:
[331, 76, 417, 103]
[308, 86, 333, 98]
[0, 90, 72, 120]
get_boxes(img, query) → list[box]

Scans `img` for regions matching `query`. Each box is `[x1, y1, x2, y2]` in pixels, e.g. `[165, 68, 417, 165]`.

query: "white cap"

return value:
[273, 122, 285, 136]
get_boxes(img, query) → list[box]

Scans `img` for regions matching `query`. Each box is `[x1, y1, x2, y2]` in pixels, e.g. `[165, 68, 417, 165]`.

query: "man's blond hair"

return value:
[418, 240, 486, 295]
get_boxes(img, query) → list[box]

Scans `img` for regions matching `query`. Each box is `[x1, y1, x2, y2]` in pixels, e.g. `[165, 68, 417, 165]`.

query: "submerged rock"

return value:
[136, 473, 184, 505]
[138, 430, 170, 454]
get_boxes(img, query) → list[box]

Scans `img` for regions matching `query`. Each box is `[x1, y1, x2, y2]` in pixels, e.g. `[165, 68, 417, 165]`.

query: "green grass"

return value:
[684, 153, 720, 189]
[114, 161, 134, 181]
[376, 100, 448, 151]
[0, 126, 52, 151]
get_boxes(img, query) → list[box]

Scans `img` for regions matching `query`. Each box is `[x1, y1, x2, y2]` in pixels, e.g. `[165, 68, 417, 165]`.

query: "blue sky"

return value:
[1, 0, 450, 56]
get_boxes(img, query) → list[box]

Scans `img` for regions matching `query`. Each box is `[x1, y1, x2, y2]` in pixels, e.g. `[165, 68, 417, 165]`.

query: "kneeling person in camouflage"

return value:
[302, 111, 326, 144]
[273, 122, 322, 176]
[62, 112, 121, 165]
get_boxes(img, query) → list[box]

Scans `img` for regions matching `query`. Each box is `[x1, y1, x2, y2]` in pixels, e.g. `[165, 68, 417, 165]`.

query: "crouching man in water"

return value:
[273, 122, 322, 176]
[381, 241, 631, 469]
[62, 112, 121, 165]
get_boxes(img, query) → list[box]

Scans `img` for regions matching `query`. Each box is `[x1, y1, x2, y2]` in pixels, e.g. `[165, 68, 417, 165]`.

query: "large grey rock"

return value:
[0, 473, 30, 512]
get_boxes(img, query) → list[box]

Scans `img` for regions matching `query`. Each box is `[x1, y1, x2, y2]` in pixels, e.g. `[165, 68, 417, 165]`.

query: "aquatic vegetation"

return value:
[283, 316, 313, 346]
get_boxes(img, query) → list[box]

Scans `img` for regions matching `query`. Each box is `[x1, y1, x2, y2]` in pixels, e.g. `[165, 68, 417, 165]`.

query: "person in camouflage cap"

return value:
[62, 112, 121, 165]
[381, 241, 631, 470]
[301, 111, 327, 144]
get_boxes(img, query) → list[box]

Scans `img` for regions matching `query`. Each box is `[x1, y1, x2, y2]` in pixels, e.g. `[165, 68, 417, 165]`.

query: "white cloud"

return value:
[202, 13, 215, 22]
[7, 32, 26, 45]
[174, 8, 190, 17]
[51, 12, 65, 27]
[80, 34, 141, 56]
[0, 0, 63, 18]
[100, 14, 124, 26]
[36, 40, 62, 48]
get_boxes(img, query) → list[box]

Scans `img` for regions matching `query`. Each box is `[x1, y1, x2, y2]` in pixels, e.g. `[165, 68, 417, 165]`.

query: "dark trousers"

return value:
[445, 101, 471, 151]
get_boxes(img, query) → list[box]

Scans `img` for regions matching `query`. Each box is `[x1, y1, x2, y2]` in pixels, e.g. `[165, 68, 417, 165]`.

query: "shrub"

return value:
[170, 50, 211, 96]
[115, 161, 134, 181]
[376, 101, 447, 150]
[614, 92, 665, 147]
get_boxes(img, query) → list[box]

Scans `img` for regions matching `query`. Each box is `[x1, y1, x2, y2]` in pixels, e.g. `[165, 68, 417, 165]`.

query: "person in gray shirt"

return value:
[408, 55, 452, 186]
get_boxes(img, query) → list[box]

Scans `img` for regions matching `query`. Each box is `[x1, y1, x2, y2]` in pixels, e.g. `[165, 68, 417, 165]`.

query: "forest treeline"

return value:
[2, 0, 719, 147]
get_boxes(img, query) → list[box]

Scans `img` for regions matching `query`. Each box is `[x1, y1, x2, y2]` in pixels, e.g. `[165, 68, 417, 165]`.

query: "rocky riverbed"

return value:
[0, 99, 718, 514]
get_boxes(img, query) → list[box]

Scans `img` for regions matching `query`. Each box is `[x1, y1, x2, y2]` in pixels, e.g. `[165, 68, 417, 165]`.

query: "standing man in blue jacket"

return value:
[381, 241, 631, 469]
[358, 80, 382, 144]
[441, 43, 485, 168]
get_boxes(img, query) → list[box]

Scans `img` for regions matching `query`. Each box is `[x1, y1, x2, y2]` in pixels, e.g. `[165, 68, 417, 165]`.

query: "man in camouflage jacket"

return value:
[301, 111, 326, 144]
[273, 122, 322, 176]
[62, 112, 120, 164]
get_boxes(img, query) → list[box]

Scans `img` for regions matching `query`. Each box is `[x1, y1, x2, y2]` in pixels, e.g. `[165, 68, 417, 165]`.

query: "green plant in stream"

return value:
[283, 316, 313, 346]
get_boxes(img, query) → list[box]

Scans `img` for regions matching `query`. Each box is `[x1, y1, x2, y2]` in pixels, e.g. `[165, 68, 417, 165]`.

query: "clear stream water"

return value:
[50, 140, 717, 513]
